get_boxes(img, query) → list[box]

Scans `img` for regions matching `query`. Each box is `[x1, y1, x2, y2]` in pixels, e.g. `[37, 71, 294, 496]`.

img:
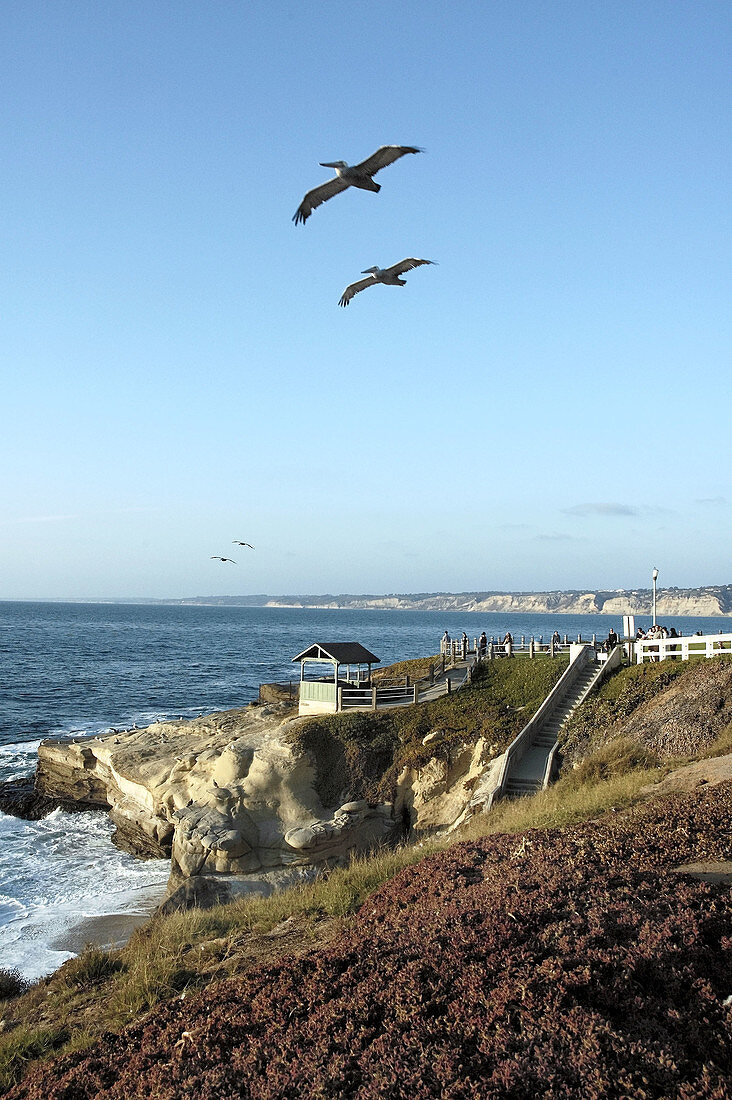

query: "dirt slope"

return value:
[562, 656, 732, 765]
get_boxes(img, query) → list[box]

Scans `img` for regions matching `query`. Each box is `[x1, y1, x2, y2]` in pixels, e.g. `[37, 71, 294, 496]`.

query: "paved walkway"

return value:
[340, 657, 474, 711]
[416, 658, 473, 702]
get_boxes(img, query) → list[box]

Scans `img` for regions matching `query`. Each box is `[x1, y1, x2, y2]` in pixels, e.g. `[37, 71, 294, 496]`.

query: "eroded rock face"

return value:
[35, 703, 399, 907]
[395, 734, 506, 835]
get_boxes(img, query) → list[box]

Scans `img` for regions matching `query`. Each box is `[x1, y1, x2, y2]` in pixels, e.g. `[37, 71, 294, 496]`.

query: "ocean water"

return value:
[2, 600, 730, 979]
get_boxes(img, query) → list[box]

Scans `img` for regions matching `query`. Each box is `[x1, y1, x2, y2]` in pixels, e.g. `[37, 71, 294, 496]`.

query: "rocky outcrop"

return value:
[395, 733, 506, 836]
[34, 703, 399, 910]
[0, 776, 76, 820]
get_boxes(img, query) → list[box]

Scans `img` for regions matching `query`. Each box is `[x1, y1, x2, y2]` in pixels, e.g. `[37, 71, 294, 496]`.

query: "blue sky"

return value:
[2, 1, 730, 599]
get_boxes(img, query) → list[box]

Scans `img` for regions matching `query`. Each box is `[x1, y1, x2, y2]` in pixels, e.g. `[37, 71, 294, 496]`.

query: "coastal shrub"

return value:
[12, 784, 732, 1099]
[54, 946, 123, 991]
[0, 968, 29, 1001]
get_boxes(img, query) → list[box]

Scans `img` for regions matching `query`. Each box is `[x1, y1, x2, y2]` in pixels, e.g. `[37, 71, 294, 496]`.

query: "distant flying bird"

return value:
[339, 258, 436, 307]
[293, 145, 423, 226]
[233, 541, 255, 549]
[211, 556, 236, 563]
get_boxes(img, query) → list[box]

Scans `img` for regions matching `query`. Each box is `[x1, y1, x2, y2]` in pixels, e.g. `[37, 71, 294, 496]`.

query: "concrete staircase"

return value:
[502, 657, 602, 798]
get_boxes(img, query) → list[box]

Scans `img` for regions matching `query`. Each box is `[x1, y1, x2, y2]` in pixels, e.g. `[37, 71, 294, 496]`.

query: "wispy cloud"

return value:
[695, 496, 728, 507]
[562, 502, 638, 517]
[533, 533, 584, 542]
[562, 502, 673, 519]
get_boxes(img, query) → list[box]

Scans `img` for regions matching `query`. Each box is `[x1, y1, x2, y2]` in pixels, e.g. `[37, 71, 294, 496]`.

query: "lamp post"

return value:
[652, 567, 659, 627]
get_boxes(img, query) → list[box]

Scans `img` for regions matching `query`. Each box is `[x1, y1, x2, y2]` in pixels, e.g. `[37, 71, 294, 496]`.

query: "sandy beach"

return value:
[48, 886, 166, 955]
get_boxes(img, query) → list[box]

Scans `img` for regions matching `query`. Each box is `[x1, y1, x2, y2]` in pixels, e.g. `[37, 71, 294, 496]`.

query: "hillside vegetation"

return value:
[288, 654, 568, 806]
[561, 654, 732, 765]
[1, 655, 731, 1097]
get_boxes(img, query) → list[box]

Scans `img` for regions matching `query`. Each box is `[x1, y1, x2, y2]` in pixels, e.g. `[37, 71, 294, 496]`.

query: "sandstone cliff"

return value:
[263, 585, 732, 617]
[35, 703, 397, 908]
[33, 699, 506, 911]
[30, 686, 518, 911]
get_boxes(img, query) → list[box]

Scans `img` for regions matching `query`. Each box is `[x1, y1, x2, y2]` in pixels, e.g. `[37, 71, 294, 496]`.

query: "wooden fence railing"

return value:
[440, 636, 583, 665]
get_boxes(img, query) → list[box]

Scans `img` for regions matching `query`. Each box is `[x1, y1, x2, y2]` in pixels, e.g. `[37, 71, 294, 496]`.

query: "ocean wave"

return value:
[0, 894, 27, 926]
[0, 807, 169, 979]
[0, 739, 42, 756]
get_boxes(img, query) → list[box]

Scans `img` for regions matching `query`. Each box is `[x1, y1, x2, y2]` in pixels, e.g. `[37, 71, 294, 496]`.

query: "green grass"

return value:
[53, 945, 123, 991]
[0, 1025, 69, 1093]
[371, 655, 442, 683]
[560, 736, 661, 791]
[288, 655, 569, 806]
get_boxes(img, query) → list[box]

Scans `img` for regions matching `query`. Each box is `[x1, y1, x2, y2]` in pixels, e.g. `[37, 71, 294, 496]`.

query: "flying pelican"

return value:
[338, 258, 435, 307]
[233, 541, 255, 549]
[211, 556, 237, 563]
[293, 145, 423, 225]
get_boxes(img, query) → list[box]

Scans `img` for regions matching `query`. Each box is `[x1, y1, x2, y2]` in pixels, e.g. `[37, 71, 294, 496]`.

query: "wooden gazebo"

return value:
[292, 642, 381, 715]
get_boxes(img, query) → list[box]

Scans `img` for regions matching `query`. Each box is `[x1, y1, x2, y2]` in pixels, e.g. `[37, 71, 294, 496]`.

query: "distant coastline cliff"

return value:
[173, 586, 732, 617]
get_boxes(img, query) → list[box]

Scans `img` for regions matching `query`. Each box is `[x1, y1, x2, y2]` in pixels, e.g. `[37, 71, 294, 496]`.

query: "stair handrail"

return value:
[491, 645, 594, 804]
[540, 644, 624, 788]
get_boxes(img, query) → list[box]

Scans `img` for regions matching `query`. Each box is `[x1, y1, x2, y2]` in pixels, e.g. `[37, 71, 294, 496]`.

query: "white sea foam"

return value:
[0, 740, 43, 756]
[0, 807, 168, 980]
[0, 741, 42, 785]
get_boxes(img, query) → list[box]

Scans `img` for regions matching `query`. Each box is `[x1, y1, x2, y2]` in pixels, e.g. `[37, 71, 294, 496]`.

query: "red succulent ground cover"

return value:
[9, 784, 732, 1100]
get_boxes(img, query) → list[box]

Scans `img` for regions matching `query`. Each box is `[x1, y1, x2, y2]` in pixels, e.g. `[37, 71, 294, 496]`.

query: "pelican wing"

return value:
[339, 276, 376, 307]
[383, 257, 435, 278]
[353, 145, 423, 177]
[293, 176, 350, 225]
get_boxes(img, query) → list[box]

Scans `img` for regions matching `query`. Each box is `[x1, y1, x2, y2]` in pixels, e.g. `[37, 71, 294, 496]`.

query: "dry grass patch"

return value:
[702, 721, 732, 759]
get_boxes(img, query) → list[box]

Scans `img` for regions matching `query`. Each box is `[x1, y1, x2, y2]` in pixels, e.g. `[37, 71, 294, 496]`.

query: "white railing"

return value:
[490, 645, 595, 803]
[635, 632, 732, 664]
[339, 684, 418, 710]
[338, 661, 473, 711]
[540, 644, 622, 788]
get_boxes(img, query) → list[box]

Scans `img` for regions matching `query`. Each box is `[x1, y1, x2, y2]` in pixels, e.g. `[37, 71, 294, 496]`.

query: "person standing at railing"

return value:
[441, 629, 450, 655]
[479, 631, 487, 657]
[503, 631, 513, 658]
[461, 632, 468, 659]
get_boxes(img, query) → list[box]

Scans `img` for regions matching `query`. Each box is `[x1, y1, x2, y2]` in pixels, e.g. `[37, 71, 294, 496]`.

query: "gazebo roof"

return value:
[292, 642, 381, 665]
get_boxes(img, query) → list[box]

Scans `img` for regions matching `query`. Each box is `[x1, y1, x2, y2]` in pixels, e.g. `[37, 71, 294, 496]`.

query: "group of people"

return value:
[635, 624, 679, 640]
[442, 628, 564, 659]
